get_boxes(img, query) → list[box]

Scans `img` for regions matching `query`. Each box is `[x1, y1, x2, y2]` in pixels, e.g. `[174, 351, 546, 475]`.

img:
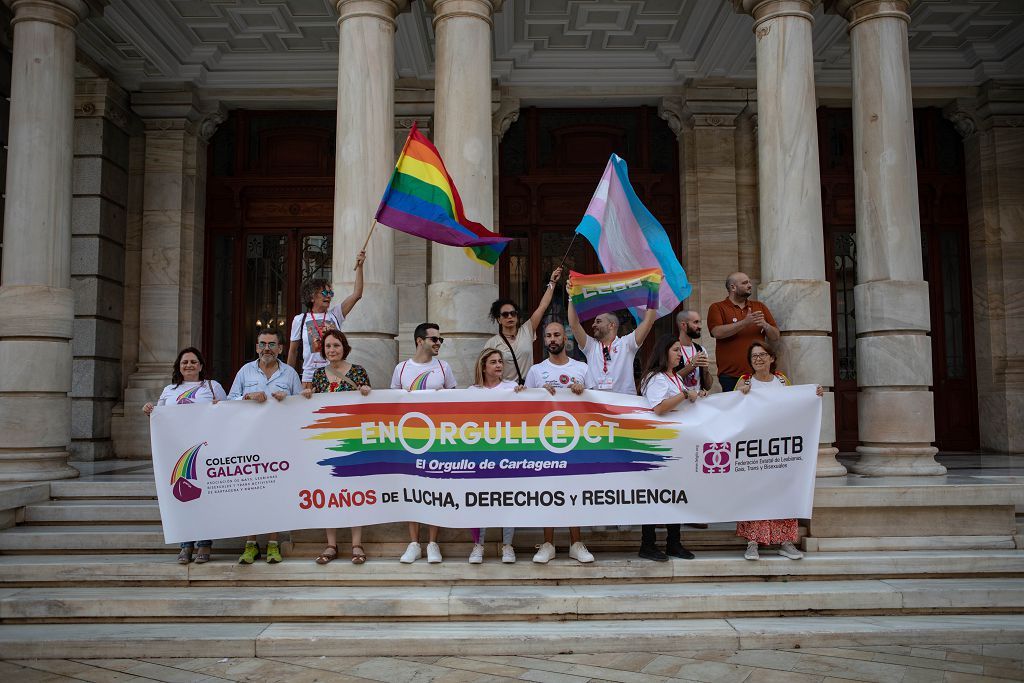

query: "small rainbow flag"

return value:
[170, 442, 205, 484]
[375, 122, 512, 266]
[568, 268, 663, 320]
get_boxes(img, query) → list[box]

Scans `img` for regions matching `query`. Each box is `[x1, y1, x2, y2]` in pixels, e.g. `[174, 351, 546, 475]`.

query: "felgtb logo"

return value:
[702, 442, 731, 474]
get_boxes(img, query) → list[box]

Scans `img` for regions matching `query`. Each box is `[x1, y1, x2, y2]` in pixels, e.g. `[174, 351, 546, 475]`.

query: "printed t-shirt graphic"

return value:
[390, 359, 458, 390]
[289, 304, 346, 381]
[678, 343, 703, 389]
[525, 358, 592, 389]
[156, 381, 226, 406]
[582, 330, 640, 394]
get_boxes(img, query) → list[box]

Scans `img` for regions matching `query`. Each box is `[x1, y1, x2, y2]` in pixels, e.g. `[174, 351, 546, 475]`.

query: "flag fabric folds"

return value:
[568, 268, 663, 321]
[575, 154, 691, 318]
[375, 122, 511, 266]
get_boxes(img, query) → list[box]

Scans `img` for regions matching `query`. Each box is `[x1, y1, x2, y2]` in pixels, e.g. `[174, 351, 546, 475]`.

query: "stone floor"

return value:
[3, 643, 1023, 682]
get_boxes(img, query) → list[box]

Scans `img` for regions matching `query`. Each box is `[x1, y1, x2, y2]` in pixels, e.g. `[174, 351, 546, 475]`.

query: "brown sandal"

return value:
[315, 545, 338, 565]
[194, 547, 211, 564]
[351, 545, 366, 564]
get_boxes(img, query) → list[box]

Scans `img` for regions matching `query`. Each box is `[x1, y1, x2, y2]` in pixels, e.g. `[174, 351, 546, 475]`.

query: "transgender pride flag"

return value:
[575, 154, 691, 319]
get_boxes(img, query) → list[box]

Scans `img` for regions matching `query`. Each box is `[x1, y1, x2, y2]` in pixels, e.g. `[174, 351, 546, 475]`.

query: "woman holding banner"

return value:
[302, 329, 372, 565]
[142, 347, 227, 564]
[484, 266, 563, 385]
[467, 348, 524, 563]
[735, 341, 822, 560]
[636, 335, 701, 561]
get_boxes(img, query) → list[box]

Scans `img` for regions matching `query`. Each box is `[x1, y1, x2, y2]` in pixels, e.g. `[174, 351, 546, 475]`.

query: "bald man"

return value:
[707, 272, 779, 391]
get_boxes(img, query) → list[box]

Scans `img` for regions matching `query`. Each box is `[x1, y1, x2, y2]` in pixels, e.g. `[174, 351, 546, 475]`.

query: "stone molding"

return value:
[492, 96, 520, 141]
[10, 0, 88, 29]
[657, 96, 688, 139]
[942, 99, 978, 140]
[425, 0, 504, 29]
[74, 78, 140, 136]
[334, 0, 411, 27]
[130, 90, 226, 141]
[735, 0, 817, 28]
[826, 0, 911, 31]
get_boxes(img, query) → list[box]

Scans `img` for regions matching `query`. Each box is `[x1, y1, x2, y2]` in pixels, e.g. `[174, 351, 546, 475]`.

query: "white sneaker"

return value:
[426, 541, 442, 563]
[779, 541, 804, 560]
[532, 542, 556, 564]
[568, 541, 594, 563]
[501, 544, 516, 563]
[744, 541, 759, 561]
[400, 541, 421, 564]
[468, 544, 484, 564]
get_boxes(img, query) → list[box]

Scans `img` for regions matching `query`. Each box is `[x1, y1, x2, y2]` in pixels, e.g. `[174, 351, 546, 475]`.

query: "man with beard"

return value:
[567, 295, 657, 395]
[525, 321, 596, 564]
[675, 310, 713, 395]
[707, 272, 779, 391]
[228, 328, 304, 564]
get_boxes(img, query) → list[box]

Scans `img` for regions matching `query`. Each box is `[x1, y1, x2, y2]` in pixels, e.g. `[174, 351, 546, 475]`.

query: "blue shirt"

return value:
[227, 359, 304, 400]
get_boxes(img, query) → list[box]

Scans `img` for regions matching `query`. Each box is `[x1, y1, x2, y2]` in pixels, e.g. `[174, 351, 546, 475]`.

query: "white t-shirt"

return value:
[467, 380, 519, 392]
[290, 304, 346, 382]
[643, 372, 684, 411]
[581, 331, 640, 394]
[748, 373, 790, 391]
[525, 358, 592, 390]
[156, 380, 227, 406]
[483, 320, 535, 383]
[390, 358, 458, 391]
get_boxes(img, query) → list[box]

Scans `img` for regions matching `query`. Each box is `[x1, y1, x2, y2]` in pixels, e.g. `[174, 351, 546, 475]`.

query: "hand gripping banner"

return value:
[150, 387, 822, 543]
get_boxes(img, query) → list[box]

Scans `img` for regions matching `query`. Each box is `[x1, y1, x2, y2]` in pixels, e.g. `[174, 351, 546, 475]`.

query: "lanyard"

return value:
[665, 371, 684, 394]
[310, 311, 328, 341]
[601, 342, 613, 374]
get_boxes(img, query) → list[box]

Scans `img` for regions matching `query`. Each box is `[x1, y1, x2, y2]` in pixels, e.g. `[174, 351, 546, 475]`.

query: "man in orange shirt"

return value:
[707, 272, 780, 391]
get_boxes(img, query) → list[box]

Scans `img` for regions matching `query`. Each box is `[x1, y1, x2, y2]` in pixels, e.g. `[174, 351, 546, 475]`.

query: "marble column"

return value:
[110, 91, 222, 457]
[946, 86, 1024, 454]
[737, 0, 844, 476]
[828, 0, 944, 475]
[332, 0, 410, 387]
[424, 0, 504, 384]
[0, 0, 89, 481]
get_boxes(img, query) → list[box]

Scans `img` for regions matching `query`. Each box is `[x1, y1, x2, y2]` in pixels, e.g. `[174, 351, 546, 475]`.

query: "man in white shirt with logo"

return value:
[525, 321, 595, 564]
[568, 298, 658, 396]
[390, 322, 457, 564]
[675, 310, 713, 395]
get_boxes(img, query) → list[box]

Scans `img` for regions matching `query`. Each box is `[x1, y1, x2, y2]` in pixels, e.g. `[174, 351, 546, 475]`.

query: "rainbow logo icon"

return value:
[408, 371, 433, 391]
[304, 400, 679, 479]
[175, 385, 203, 404]
[170, 441, 206, 503]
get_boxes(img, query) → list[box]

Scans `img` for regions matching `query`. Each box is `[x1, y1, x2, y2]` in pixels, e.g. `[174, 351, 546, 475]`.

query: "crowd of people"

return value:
[145, 254, 821, 567]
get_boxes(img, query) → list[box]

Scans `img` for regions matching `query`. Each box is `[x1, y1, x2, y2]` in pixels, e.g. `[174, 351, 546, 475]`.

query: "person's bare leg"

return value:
[351, 526, 362, 548]
[544, 527, 555, 545]
[428, 525, 439, 542]
[408, 522, 419, 542]
[325, 527, 337, 548]
[569, 527, 581, 544]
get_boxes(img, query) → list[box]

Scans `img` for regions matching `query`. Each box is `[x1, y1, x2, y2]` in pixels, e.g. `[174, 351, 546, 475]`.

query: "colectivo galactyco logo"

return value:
[170, 441, 205, 502]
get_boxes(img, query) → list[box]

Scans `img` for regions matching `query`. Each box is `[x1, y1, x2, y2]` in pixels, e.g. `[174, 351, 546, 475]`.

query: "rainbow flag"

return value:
[568, 268, 662, 320]
[375, 122, 511, 266]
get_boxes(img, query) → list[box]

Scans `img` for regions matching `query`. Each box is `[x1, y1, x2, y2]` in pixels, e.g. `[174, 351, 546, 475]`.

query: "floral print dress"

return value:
[311, 364, 370, 393]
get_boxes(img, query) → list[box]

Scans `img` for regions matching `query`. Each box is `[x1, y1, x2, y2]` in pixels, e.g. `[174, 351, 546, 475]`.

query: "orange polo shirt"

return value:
[706, 298, 778, 377]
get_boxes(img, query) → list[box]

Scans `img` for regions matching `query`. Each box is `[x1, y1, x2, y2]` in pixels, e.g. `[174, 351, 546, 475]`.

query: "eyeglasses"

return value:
[320, 289, 334, 298]
[425, 336, 444, 344]
[499, 310, 518, 318]
[257, 341, 278, 348]
[750, 352, 771, 360]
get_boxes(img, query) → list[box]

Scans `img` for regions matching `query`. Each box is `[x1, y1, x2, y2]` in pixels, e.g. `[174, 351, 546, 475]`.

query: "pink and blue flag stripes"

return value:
[575, 154, 691, 319]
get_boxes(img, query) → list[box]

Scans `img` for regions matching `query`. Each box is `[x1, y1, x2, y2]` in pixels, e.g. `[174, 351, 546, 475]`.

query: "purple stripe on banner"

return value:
[574, 289, 656, 320]
[325, 461, 663, 479]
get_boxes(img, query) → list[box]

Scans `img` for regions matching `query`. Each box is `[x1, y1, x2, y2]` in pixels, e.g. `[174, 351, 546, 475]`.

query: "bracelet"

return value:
[547, 281, 555, 289]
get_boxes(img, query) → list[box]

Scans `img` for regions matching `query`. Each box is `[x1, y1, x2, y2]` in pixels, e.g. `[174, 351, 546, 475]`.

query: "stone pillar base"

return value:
[0, 452, 79, 482]
[816, 446, 847, 477]
[851, 445, 946, 476]
[427, 280, 497, 385]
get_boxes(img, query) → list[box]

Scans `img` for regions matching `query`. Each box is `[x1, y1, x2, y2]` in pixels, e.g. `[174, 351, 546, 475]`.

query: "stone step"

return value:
[0, 550, 1022, 586]
[23, 500, 163, 523]
[49, 479, 157, 499]
[1, 579, 1021, 622]
[1, 615, 1022, 659]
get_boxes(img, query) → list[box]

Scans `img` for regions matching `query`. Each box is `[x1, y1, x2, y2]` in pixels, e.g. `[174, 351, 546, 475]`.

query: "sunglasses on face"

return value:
[320, 289, 334, 298]
[500, 310, 518, 318]
[425, 336, 444, 344]
[257, 341, 278, 349]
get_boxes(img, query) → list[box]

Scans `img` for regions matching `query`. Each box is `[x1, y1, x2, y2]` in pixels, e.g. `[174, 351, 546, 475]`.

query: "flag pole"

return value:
[556, 232, 579, 271]
[354, 219, 378, 269]
[355, 122, 418, 270]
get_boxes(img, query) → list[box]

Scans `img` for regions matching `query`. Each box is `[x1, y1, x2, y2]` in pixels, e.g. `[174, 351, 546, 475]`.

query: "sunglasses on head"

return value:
[320, 288, 334, 298]
[425, 336, 444, 344]
[500, 310, 518, 318]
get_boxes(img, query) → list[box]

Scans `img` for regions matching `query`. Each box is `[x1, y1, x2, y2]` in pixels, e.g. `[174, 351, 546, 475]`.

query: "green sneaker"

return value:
[238, 541, 260, 564]
[266, 541, 283, 564]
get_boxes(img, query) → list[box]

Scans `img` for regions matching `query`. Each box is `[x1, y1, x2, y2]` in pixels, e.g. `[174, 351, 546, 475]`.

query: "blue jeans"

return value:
[180, 540, 212, 549]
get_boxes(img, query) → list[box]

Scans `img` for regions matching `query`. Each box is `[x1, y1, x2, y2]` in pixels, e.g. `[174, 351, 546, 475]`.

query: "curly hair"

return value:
[300, 278, 331, 309]
[488, 298, 522, 325]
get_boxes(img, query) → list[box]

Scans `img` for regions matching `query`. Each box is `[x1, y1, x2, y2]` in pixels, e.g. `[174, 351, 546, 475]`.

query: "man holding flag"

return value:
[568, 301, 657, 395]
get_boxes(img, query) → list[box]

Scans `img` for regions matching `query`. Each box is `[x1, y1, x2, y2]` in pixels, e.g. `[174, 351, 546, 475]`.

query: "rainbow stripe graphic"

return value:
[408, 371, 432, 391]
[568, 268, 662, 320]
[169, 442, 206, 484]
[175, 385, 203, 404]
[375, 122, 512, 266]
[304, 401, 679, 479]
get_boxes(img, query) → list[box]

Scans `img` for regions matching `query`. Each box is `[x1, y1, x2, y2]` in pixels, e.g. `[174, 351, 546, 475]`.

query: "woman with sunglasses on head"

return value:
[734, 340, 823, 561]
[287, 251, 366, 388]
[466, 348, 524, 563]
[484, 266, 563, 385]
[142, 347, 226, 565]
[301, 329, 372, 565]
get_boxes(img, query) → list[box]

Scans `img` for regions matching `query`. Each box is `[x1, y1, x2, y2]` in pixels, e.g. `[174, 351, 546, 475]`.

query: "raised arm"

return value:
[339, 250, 366, 317]
[528, 266, 563, 332]
[633, 306, 658, 346]
[567, 298, 589, 352]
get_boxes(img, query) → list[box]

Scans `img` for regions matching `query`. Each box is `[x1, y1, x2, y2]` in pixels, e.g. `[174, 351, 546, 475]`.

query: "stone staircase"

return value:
[1, 474, 1024, 658]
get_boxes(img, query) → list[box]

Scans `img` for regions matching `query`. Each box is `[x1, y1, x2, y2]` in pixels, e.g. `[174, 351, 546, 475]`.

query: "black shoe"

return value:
[638, 546, 668, 562]
[665, 544, 695, 559]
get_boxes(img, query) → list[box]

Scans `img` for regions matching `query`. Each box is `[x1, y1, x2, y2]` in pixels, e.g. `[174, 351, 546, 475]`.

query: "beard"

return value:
[685, 328, 701, 340]
[547, 342, 565, 355]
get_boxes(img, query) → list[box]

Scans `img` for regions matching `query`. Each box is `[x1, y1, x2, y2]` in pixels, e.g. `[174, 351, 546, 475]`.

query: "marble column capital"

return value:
[197, 105, 228, 142]
[75, 77, 140, 135]
[492, 96, 520, 141]
[657, 96, 689, 139]
[425, 0, 504, 28]
[734, 0, 817, 28]
[970, 83, 1024, 132]
[131, 90, 204, 129]
[942, 99, 979, 140]
[10, 0, 88, 28]
[826, 0, 910, 30]
[334, 0, 410, 26]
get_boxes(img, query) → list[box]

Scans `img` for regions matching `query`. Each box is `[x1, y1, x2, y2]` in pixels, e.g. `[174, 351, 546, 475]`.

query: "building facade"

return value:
[0, 0, 1021, 484]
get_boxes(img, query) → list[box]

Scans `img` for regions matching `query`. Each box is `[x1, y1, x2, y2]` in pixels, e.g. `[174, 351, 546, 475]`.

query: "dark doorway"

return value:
[498, 107, 682, 370]
[818, 107, 979, 452]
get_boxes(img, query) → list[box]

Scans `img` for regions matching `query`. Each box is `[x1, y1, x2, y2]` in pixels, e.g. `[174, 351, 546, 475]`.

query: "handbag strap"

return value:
[499, 332, 525, 386]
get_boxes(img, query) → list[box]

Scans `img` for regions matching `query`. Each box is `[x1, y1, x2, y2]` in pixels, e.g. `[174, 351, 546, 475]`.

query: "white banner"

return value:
[151, 387, 821, 543]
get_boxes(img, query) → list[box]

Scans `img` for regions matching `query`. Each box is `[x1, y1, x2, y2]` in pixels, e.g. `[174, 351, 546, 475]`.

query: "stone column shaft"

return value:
[332, 0, 409, 387]
[0, 0, 88, 481]
[425, 0, 504, 383]
[829, 0, 943, 475]
[738, 0, 844, 476]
